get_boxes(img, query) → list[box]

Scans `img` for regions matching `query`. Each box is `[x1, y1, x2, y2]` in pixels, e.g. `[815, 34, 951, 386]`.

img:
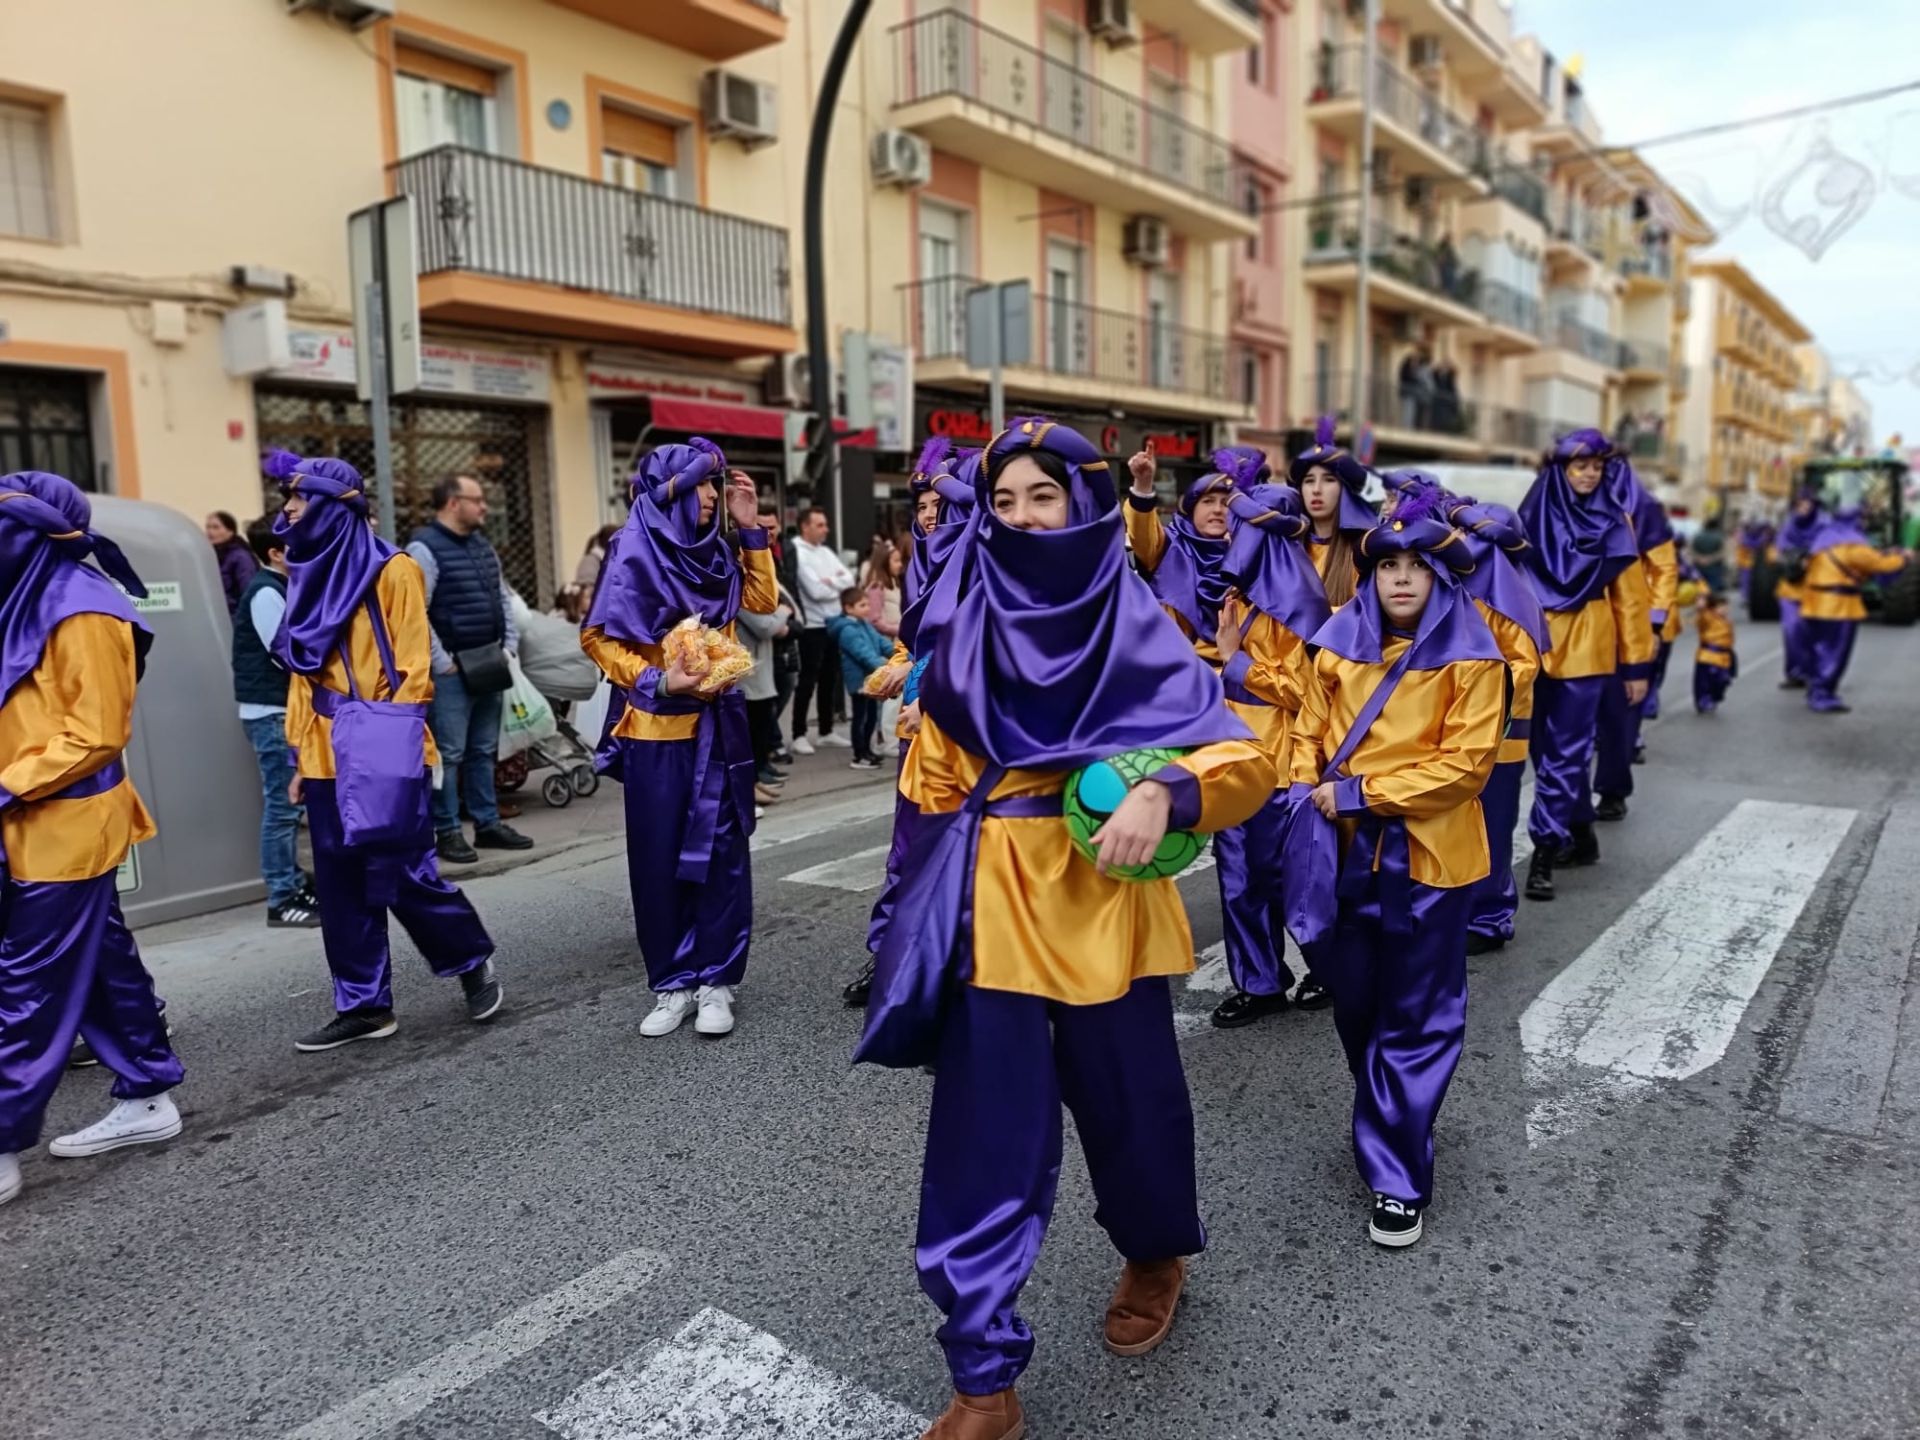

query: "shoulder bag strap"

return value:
[362, 594, 406, 697]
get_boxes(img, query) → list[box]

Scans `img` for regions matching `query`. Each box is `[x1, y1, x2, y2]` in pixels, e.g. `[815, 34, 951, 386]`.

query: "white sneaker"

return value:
[695, 984, 736, 1037]
[817, 730, 852, 749]
[48, 1094, 182, 1158]
[790, 735, 817, 757]
[640, 989, 696, 1038]
[0, 1152, 20, 1206]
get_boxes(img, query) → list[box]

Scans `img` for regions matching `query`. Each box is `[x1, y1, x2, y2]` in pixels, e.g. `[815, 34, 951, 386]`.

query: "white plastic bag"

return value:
[572, 677, 613, 748]
[498, 654, 559, 759]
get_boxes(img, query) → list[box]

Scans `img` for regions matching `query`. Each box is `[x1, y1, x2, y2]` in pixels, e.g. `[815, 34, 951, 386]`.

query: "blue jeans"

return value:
[429, 667, 504, 833]
[243, 713, 304, 907]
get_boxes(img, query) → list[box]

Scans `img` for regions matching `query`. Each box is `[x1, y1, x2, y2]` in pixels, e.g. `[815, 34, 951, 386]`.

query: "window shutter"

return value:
[601, 108, 679, 167]
[395, 43, 498, 96]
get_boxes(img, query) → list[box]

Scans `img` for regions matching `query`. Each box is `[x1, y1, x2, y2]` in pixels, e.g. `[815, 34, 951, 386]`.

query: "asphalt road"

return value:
[6, 619, 1919, 1440]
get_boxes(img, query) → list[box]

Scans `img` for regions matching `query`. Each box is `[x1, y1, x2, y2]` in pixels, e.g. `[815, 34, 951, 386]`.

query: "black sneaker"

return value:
[1631, 745, 1648, 765]
[1465, 932, 1506, 956]
[295, 1010, 398, 1052]
[757, 766, 788, 786]
[436, 829, 480, 864]
[1210, 988, 1289, 1029]
[1778, 676, 1807, 690]
[772, 749, 796, 766]
[1525, 848, 1555, 902]
[460, 961, 504, 1023]
[269, 896, 324, 929]
[1292, 977, 1335, 1011]
[68, 1035, 100, 1069]
[843, 959, 876, 1007]
[1565, 823, 1600, 866]
[1369, 1193, 1423, 1248]
[1594, 795, 1629, 823]
[474, 823, 534, 851]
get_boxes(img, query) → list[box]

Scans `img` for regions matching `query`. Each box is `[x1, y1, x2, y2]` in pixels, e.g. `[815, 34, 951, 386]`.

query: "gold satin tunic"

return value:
[0, 612, 155, 882]
[1288, 639, 1506, 889]
[1540, 558, 1656, 679]
[285, 556, 440, 780]
[1474, 603, 1540, 766]
[902, 716, 1269, 1005]
[1124, 503, 1225, 667]
[1695, 606, 1736, 669]
[1800, 545, 1907, 622]
[581, 545, 778, 743]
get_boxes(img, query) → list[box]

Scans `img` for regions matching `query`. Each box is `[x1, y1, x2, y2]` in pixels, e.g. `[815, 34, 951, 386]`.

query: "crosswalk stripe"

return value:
[1518, 798, 1854, 1148]
[780, 845, 893, 892]
[535, 1307, 926, 1439]
[1187, 944, 1231, 994]
[285, 1247, 672, 1440]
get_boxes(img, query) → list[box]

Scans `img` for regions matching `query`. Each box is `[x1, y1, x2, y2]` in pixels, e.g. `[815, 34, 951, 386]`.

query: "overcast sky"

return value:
[1512, 0, 1920, 444]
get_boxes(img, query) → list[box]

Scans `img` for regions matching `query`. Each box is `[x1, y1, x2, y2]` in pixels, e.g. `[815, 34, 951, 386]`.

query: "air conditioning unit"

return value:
[765, 353, 811, 408]
[870, 129, 933, 188]
[1404, 176, 1435, 210]
[1410, 36, 1444, 72]
[1088, 0, 1140, 47]
[703, 70, 779, 148]
[285, 0, 393, 27]
[1123, 215, 1172, 268]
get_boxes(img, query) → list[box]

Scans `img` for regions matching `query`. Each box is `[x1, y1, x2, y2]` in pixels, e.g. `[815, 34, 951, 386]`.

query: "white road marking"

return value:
[750, 789, 897, 854]
[781, 845, 893, 892]
[285, 1247, 671, 1440]
[1518, 799, 1854, 1147]
[535, 1307, 926, 1440]
[1173, 1011, 1212, 1039]
[1187, 944, 1231, 994]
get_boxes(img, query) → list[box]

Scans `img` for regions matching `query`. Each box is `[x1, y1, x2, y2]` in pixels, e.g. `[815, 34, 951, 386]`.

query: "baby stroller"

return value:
[496, 596, 606, 809]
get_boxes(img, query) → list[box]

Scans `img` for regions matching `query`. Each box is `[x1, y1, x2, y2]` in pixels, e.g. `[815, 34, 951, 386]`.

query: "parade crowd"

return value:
[0, 415, 1912, 1440]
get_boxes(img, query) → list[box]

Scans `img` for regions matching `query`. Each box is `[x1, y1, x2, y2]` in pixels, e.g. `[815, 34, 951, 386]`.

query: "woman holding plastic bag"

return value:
[581, 439, 774, 1040]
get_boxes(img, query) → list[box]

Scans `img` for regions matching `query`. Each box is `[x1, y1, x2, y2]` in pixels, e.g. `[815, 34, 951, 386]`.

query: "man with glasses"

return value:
[407, 474, 532, 864]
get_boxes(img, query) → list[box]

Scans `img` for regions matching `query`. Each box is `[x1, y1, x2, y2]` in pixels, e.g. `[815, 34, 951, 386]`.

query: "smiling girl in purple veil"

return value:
[860, 417, 1269, 1440]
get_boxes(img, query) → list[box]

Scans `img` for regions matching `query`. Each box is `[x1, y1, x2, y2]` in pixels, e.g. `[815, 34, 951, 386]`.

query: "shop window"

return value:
[0, 100, 58, 241]
[394, 44, 501, 158]
[601, 107, 685, 198]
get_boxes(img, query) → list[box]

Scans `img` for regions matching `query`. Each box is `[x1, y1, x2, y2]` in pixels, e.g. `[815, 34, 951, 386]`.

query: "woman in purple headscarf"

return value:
[1288, 416, 1378, 609]
[0, 471, 184, 1205]
[1288, 496, 1506, 1248]
[269, 452, 499, 1053]
[1770, 487, 1825, 691]
[843, 439, 977, 1009]
[1796, 505, 1912, 713]
[860, 418, 1269, 1440]
[581, 439, 773, 1040]
[1514, 430, 1655, 902]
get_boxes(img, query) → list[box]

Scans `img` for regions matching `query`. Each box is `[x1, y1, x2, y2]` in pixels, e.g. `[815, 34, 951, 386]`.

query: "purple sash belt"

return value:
[1812, 584, 1861, 596]
[53, 758, 127, 801]
[1504, 716, 1531, 742]
[676, 690, 755, 885]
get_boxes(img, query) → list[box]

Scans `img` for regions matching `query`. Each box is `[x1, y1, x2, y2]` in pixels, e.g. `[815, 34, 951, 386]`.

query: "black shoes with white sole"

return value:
[1369, 1193, 1423, 1248]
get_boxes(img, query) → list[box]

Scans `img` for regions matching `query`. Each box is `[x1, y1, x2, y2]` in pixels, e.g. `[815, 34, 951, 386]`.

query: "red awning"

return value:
[648, 397, 875, 448]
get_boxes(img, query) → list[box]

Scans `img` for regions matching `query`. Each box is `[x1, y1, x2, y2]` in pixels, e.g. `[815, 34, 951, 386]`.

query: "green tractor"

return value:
[1747, 456, 1918, 627]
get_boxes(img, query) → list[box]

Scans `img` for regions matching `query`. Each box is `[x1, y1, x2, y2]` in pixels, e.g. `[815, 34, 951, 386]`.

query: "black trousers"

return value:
[792, 628, 837, 739]
[747, 696, 780, 768]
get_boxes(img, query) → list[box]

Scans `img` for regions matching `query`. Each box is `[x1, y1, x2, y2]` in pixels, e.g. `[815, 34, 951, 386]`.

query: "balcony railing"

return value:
[394, 145, 791, 327]
[893, 10, 1242, 208]
[1618, 337, 1671, 374]
[1310, 369, 1479, 443]
[1477, 278, 1542, 336]
[1490, 164, 1547, 223]
[1311, 46, 1491, 176]
[1485, 405, 1546, 453]
[1552, 310, 1617, 366]
[902, 274, 1233, 401]
[1618, 245, 1673, 283]
[1546, 199, 1607, 261]
[1303, 203, 1481, 309]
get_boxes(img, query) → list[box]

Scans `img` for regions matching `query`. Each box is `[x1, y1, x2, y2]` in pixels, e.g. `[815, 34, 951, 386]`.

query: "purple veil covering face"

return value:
[1516, 429, 1640, 613]
[0, 470, 150, 707]
[1311, 513, 1503, 670]
[1147, 467, 1235, 636]
[1288, 415, 1378, 534]
[586, 438, 743, 647]
[1222, 483, 1331, 641]
[266, 451, 401, 676]
[916, 417, 1251, 772]
[1442, 498, 1551, 654]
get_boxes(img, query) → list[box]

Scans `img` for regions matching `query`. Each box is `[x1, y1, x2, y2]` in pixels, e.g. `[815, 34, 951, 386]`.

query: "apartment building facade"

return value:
[1676, 257, 1811, 515]
[1791, 346, 1875, 460]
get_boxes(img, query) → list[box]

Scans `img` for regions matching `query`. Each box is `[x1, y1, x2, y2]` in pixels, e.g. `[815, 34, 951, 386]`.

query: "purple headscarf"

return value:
[1516, 429, 1641, 612]
[1222, 483, 1331, 642]
[898, 447, 983, 655]
[267, 450, 402, 676]
[1808, 505, 1875, 554]
[587, 438, 743, 648]
[1777, 490, 1825, 551]
[916, 417, 1251, 771]
[1144, 462, 1237, 637]
[1311, 509, 1503, 671]
[1442, 497, 1551, 654]
[0, 471, 150, 708]
[1288, 415, 1378, 534]
[1606, 454, 1675, 554]
[903, 438, 976, 613]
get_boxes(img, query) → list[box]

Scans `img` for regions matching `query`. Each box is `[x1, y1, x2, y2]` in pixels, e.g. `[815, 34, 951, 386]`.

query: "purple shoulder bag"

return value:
[314, 600, 431, 849]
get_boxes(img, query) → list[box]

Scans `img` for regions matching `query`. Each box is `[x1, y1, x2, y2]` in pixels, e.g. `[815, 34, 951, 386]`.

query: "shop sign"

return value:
[585, 363, 755, 406]
[918, 397, 1205, 460]
[273, 329, 551, 404]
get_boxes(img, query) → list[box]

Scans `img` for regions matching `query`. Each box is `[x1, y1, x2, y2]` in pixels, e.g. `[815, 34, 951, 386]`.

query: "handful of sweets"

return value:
[860, 663, 897, 697]
[662, 615, 753, 695]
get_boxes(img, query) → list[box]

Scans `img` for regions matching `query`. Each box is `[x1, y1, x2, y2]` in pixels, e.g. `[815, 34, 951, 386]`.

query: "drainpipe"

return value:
[1350, 0, 1379, 435]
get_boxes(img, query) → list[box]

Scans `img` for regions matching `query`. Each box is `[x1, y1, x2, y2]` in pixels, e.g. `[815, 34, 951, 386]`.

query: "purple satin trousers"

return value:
[1694, 662, 1733, 711]
[1528, 674, 1606, 848]
[1804, 619, 1858, 712]
[917, 978, 1204, 1396]
[866, 740, 918, 957]
[1586, 674, 1637, 807]
[1214, 787, 1300, 996]
[1467, 759, 1523, 942]
[621, 738, 752, 992]
[0, 872, 182, 1152]
[1779, 598, 1808, 683]
[1325, 881, 1469, 1207]
[306, 779, 494, 1014]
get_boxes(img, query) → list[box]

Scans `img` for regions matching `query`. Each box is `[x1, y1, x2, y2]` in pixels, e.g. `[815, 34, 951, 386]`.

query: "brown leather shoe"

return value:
[920, 1387, 1025, 1440]
[1103, 1257, 1187, 1356]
